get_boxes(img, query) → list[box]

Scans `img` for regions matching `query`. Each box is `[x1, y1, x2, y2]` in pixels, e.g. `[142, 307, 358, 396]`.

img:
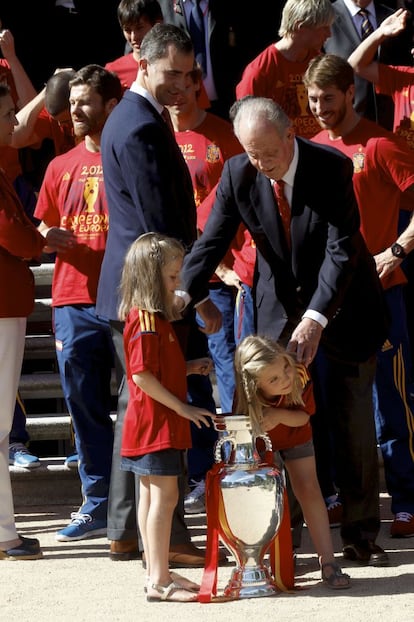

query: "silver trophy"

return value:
[213, 414, 285, 599]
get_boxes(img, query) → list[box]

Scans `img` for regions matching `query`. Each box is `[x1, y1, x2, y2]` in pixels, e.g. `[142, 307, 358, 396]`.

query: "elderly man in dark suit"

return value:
[324, 0, 412, 129]
[181, 95, 390, 566]
[97, 23, 220, 565]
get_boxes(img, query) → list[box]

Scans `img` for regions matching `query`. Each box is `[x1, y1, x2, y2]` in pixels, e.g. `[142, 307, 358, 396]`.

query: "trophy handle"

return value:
[215, 434, 235, 463]
[255, 433, 273, 452]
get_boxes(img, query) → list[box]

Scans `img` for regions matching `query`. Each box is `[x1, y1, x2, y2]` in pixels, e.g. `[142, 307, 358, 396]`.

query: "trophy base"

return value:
[224, 565, 279, 600]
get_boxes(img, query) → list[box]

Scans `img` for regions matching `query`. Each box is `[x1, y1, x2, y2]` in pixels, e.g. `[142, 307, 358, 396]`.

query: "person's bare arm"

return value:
[375, 187, 414, 281]
[132, 369, 211, 429]
[0, 29, 37, 108]
[348, 8, 408, 84]
[261, 406, 309, 431]
[11, 87, 46, 148]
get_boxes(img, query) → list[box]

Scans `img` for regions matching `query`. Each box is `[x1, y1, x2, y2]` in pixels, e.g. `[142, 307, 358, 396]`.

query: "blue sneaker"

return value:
[56, 512, 107, 542]
[9, 443, 41, 468]
[64, 454, 79, 469]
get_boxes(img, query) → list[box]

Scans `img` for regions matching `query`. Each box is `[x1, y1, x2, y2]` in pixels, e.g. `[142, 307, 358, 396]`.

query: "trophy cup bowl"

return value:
[214, 415, 285, 599]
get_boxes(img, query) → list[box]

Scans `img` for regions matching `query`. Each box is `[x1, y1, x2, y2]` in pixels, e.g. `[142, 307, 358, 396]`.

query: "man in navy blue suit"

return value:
[97, 23, 220, 564]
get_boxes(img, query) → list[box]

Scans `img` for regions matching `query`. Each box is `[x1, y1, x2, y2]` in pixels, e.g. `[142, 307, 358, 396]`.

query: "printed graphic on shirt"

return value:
[59, 162, 109, 240]
[352, 148, 366, 174]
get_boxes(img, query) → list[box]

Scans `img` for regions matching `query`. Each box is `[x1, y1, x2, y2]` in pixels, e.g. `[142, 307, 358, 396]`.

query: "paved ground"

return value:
[1, 492, 414, 622]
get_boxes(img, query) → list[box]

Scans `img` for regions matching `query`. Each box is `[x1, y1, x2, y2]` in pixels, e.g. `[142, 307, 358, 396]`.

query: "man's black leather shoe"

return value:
[342, 540, 389, 566]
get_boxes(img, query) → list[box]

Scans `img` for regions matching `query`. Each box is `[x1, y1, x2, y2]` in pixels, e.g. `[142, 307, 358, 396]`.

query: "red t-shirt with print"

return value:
[34, 142, 108, 305]
[236, 45, 321, 139]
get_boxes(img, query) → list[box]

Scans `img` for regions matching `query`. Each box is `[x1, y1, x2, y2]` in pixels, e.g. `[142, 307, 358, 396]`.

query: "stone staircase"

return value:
[10, 261, 221, 507]
[9, 262, 112, 506]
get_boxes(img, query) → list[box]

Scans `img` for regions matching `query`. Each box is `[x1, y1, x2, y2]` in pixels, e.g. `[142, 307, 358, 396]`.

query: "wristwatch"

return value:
[391, 242, 407, 260]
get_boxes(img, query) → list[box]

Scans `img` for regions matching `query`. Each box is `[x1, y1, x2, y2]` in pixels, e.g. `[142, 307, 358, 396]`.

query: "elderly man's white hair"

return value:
[230, 96, 292, 140]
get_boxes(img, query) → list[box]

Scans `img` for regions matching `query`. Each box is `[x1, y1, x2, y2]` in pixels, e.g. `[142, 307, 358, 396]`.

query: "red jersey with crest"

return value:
[312, 118, 414, 290]
[34, 142, 108, 305]
[174, 112, 242, 207]
[261, 364, 315, 452]
[236, 45, 321, 140]
[121, 308, 192, 457]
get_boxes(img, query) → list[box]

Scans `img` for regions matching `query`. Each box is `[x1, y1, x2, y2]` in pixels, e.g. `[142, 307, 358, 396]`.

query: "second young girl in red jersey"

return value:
[234, 334, 351, 590]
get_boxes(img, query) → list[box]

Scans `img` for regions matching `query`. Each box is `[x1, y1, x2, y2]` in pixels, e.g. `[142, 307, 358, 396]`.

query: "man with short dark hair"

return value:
[35, 65, 123, 542]
[97, 23, 220, 564]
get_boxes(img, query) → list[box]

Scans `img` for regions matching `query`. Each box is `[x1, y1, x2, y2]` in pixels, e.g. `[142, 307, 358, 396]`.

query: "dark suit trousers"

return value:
[311, 349, 381, 544]
[107, 321, 190, 545]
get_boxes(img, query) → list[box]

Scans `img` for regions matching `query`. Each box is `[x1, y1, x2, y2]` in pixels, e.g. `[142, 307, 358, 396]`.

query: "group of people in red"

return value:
[1, 0, 414, 605]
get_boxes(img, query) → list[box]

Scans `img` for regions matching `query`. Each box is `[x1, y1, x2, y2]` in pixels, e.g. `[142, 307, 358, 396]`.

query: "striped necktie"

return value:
[358, 9, 374, 40]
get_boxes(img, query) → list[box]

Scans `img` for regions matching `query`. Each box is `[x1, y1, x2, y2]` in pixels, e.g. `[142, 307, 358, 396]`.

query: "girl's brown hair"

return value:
[118, 232, 185, 322]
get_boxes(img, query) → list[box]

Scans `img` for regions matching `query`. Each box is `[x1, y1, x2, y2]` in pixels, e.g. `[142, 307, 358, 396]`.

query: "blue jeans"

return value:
[373, 286, 414, 515]
[197, 284, 236, 414]
[54, 305, 114, 521]
[10, 393, 29, 445]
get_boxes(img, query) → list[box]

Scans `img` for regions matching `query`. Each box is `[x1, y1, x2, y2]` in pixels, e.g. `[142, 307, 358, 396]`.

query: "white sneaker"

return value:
[184, 479, 206, 514]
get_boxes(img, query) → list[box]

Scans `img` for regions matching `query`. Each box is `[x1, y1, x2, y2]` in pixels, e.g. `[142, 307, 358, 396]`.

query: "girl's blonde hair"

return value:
[118, 232, 185, 322]
[234, 335, 304, 437]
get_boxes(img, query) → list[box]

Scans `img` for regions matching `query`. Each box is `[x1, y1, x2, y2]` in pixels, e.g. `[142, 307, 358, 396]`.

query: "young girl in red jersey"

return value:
[118, 232, 212, 603]
[234, 335, 351, 590]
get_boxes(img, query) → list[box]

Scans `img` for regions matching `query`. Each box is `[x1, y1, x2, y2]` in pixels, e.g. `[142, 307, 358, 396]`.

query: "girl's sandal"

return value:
[321, 562, 351, 590]
[145, 573, 200, 594]
[146, 582, 198, 602]
[170, 572, 200, 593]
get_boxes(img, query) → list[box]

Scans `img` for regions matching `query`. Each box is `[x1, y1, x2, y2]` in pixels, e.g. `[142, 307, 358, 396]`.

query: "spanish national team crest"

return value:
[206, 144, 220, 163]
[352, 148, 365, 173]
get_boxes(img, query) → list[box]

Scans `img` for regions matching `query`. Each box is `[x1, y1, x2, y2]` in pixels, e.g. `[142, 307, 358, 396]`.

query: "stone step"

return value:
[27, 300, 52, 331]
[25, 412, 117, 441]
[31, 262, 55, 286]
[24, 335, 56, 359]
[20, 372, 64, 400]
[10, 457, 81, 506]
[19, 370, 118, 400]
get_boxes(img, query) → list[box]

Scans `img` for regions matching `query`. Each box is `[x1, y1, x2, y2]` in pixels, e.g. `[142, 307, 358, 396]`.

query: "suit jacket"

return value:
[324, 0, 412, 129]
[96, 90, 197, 321]
[182, 137, 389, 363]
[158, 0, 281, 117]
